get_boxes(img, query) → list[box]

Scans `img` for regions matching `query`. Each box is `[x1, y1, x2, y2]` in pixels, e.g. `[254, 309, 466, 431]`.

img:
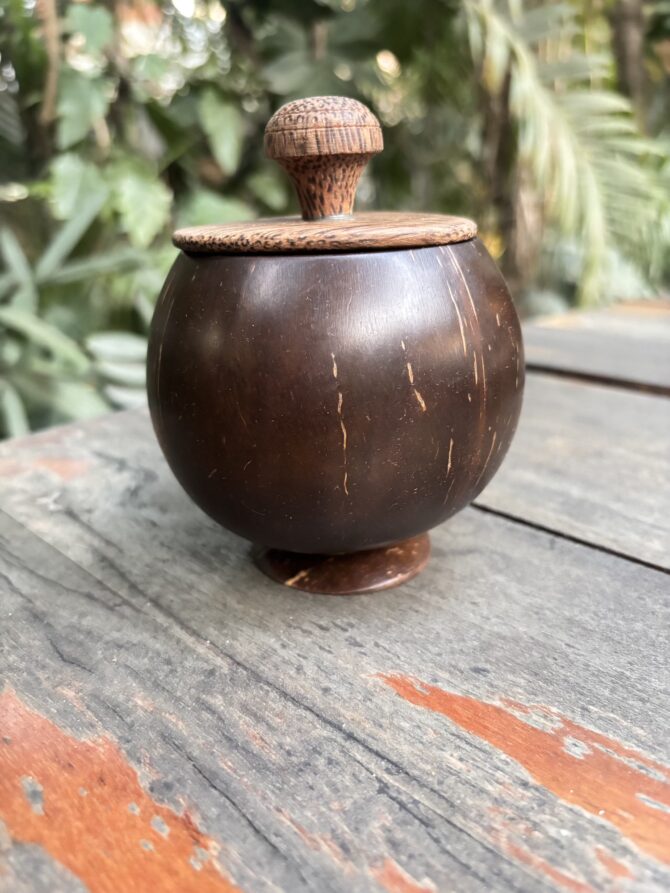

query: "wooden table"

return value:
[1, 301, 669, 893]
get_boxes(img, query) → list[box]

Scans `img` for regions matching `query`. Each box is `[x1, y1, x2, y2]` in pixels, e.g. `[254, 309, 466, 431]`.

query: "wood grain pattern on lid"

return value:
[172, 210, 477, 254]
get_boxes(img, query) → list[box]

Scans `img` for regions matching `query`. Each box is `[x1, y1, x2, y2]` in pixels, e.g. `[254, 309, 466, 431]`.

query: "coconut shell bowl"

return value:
[147, 96, 524, 595]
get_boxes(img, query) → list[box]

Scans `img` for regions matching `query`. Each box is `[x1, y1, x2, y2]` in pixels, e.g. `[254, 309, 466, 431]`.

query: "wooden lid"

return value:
[174, 96, 477, 255]
[173, 212, 476, 254]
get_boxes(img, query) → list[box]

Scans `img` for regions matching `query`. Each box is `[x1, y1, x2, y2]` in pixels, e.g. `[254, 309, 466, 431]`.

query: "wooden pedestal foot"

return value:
[253, 534, 430, 595]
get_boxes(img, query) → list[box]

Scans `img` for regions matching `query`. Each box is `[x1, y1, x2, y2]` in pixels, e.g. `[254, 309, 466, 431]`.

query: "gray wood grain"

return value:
[523, 300, 670, 393]
[1, 409, 669, 893]
[476, 372, 670, 569]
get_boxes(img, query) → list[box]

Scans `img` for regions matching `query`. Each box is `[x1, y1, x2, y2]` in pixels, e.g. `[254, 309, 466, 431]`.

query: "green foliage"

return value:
[0, 201, 146, 435]
[62, 5, 114, 54]
[110, 160, 173, 248]
[86, 331, 148, 409]
[465, 0, 669, 303]
[56, 70, 111, 149]
[177, 188, 255, 227]
[0, 0, 669, 438]
[51, 153, 108, 219]
[198, 89, 245, 175]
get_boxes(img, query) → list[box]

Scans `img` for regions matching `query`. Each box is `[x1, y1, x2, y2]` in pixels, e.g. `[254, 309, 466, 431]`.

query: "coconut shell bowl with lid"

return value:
[147, 96, 524, 595]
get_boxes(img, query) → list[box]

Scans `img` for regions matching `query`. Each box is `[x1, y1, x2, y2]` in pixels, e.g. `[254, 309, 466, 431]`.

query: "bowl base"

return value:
[253, 533, 430, 595]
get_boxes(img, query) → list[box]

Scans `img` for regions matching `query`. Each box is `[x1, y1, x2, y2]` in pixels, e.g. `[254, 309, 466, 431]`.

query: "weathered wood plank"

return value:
[476, 372, 670, 569]
[523, 300, 670, 393]
[1, 411, 669, 893]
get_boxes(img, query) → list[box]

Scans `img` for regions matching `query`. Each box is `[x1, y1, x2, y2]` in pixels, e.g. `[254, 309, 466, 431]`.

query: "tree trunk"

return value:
[481, 69, 542, 301]
[609, 0, 646, 120]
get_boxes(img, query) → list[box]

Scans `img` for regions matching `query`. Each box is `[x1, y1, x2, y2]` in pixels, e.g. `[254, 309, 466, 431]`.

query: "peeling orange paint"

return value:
[0, 690, 241, 893]
[373, 857, 436, 893]
[378, 675, 670, 867]
[0, 457, 90, 481]
[594, 846, 633, 880]
[486, 809, 597, 893]
[276, 808, 347, 866]
[33, 457, 91, 480]
[505, 842, 594, 893]
[500, 696, 670, 781]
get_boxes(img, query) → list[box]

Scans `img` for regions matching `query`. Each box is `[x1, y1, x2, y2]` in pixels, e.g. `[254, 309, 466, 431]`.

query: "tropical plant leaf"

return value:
[48, 248, 147, 284]
[86, 331, 147, 363]
[103, 383, 147, 409]
[56, 70, 111, 149]
[177, 189, 255, 227]
[517, 3, 575, 44]
[197, 89, 245, 176]
[12, 372, 109, 421]
[0, 92, 24, 147]
[538, 54, 610, 85]
[463, 0, 667, 303]
[0, 305, 91, 372]
[50, 153, 109, 220]
[0, 228, 37, 311]
[96, 361, 146, 388]
[110, 161, 172, 248]
[247, 168, 289, 212]
[35, 192, 109, 281]
[0, 272, 16, 302]
[0, 379, 30, 437]
[63, 4, 114, 54]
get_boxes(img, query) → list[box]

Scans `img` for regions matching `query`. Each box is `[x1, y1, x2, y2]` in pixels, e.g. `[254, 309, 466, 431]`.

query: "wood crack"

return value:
[471, 502, 670, 575]
[159, 730, 291, 865]
[0, 531, 128, 613]
[526, 363, 670, 398]
[376, 779, 530, 893]
[22, 607, 96, 676]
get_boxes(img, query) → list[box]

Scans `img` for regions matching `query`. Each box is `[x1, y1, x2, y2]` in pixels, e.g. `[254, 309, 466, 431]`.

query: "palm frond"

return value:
[463, 0, 668, 303]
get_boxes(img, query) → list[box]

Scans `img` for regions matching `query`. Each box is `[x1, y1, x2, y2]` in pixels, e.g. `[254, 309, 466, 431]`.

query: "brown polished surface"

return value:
[147, 238, 523, 557]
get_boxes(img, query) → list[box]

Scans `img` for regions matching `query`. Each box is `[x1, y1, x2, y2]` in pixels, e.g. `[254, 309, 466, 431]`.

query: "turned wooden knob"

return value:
[264, 96, 383, 220]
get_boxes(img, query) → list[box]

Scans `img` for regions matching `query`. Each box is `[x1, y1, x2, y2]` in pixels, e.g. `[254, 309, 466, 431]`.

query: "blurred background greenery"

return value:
[0, 0, 669, 438]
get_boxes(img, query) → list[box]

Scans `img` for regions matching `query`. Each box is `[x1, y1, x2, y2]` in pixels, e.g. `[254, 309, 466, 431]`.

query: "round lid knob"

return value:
[264, 96, 383, 221]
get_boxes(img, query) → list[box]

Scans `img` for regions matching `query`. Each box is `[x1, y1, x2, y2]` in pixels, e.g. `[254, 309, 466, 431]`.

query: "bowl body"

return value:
[148, 239, 524, 554]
